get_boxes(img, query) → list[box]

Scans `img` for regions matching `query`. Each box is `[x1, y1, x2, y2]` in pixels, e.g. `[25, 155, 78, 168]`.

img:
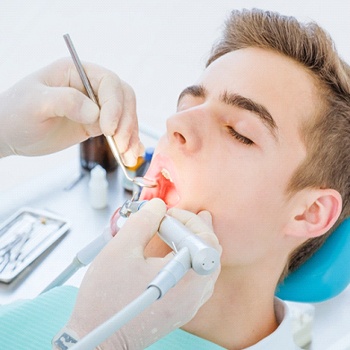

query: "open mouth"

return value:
[140, 153, 180, 208]
[110, 154, 179, 235]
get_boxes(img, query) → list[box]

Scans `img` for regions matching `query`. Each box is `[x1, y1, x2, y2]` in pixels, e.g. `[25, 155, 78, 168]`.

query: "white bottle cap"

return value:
[89, 165, 108, 209]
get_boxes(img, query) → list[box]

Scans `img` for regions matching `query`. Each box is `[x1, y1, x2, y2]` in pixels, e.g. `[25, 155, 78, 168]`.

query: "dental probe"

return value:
[63, 34, 157, 189]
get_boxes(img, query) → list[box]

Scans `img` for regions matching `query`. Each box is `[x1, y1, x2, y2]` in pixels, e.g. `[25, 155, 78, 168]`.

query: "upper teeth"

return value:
[161, 168, 172, 182]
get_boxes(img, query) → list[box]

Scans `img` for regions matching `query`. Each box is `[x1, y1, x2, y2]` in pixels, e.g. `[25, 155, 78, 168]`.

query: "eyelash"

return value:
[226, 126, 254, 146]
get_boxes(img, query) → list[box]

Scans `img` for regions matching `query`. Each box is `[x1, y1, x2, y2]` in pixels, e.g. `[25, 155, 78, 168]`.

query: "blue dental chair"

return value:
[276, 217, 350, 302]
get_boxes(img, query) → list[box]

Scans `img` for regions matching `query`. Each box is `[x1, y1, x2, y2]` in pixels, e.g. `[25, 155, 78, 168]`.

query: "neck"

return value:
[182, 266, 280, 349]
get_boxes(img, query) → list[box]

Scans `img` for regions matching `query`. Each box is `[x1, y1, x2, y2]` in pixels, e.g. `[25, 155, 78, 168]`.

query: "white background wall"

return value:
[2, 0, 350, 189]
[1, 0, 350, 133]
[1, 1, 350, 349]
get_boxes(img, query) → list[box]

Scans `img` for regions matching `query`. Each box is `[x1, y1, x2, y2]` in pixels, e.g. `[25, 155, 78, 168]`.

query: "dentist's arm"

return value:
[57, 199, 221, 350]
[0, 58, 143, 166]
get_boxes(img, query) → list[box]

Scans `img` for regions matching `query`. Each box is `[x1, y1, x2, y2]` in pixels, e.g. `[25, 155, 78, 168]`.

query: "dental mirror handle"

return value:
[63, 34, 131, 181]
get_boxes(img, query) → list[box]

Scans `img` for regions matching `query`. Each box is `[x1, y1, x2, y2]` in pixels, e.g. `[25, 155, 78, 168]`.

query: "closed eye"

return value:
[226, 126, 254, 146]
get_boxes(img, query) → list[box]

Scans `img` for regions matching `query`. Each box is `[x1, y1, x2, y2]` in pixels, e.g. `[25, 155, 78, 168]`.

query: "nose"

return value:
[166, 108, 206, 153]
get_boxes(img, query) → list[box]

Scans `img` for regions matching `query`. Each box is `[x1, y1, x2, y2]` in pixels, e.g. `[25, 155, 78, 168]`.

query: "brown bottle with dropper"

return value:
[80, 136, 117, 172]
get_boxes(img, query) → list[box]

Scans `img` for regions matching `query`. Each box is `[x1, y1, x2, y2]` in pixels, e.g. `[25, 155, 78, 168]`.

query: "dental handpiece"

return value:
[42, 200, 219, 294]
[158, 215, 220, 275]
[121, 200, 220, 275]
[147, 214, 220, 300]
[69, 204, 220, 350]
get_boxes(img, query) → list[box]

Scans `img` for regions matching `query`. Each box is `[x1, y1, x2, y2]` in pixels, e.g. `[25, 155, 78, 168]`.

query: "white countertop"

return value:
[0, 145, 119, 301]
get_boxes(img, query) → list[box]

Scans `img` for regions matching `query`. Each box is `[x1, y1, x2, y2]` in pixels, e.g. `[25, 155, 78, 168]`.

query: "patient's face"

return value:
[141, 47, 318, 267]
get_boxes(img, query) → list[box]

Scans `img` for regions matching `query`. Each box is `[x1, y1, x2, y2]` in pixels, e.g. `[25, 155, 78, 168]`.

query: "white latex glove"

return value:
[0, 58, 143, 166]
[65, 198, 222, 350]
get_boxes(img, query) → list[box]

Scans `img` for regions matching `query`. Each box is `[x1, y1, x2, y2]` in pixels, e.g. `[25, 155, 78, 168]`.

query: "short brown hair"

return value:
[207, 9, 350, 277]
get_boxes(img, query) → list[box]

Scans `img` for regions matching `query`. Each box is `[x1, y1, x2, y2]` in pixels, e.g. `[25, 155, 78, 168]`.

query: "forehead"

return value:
[198, 48, 318, 136]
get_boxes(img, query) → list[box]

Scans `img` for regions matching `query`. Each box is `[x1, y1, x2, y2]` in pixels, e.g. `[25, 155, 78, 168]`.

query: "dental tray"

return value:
[0, 207, 70, 283]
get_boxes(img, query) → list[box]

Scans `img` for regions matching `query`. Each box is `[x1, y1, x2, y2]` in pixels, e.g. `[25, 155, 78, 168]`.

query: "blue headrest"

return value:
[276, 217, 350, 303]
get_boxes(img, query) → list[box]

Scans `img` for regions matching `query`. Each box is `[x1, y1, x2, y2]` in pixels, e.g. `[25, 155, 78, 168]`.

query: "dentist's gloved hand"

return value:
[65, 199, 222, 350]
[0, 58, 143, 166]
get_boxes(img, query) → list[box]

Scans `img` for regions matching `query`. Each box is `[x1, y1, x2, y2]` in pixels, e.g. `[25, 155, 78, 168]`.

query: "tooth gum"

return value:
[161, 168, 172, 181]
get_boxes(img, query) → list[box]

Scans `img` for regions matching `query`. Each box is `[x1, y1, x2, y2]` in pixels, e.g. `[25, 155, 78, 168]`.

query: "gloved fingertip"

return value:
[197, 210, 213, 226]
[101, 125, 116, 137]
[122, 142, 145, 167]
[122, 150, 137, 167]
[80, 99, 99, 123]
[137, 142, 145, 158]
[141, 198, 167, 214]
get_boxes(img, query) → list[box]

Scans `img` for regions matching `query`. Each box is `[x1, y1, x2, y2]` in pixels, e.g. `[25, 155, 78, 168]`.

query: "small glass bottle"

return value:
[80, 136, 117, 172]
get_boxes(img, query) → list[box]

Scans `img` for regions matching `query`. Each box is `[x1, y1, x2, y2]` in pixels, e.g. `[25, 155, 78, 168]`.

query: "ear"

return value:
[285, 189, 342, 239]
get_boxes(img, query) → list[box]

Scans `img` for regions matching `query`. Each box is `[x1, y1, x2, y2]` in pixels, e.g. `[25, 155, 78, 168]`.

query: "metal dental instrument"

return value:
[63, 34, 157, 190]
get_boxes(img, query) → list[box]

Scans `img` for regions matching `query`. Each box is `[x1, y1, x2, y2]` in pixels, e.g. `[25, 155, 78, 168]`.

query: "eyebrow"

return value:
[177, 85, 207, 103]
[177, 84, 279, 141]
[221, 91, 278, 140]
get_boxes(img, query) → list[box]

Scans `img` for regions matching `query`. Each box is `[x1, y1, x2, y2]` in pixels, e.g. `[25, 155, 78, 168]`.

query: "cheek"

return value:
[210, 179, 289, 266]
[174, 165, 217, 209]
